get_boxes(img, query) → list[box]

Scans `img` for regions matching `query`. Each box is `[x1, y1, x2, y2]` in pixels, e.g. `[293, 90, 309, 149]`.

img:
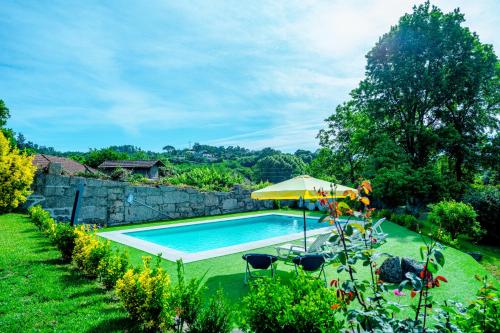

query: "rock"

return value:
[379, 256, 402, 283]
[222, 198, 238, 210]
[467, 252, 482, 262]
[401, 257, 424, 279]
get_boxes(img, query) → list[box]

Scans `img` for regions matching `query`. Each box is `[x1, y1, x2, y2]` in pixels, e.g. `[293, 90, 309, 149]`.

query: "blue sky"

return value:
[1, 1, 499, 152]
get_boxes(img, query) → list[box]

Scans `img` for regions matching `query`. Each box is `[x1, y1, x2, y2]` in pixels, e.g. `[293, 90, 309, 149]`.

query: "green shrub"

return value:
[50, 222, 76, 262]
[455, 276, 500, 333]
[433, 228, 459, 248]
[390, 213, 419, 231]
[110, 167, 131, 181]
[463, 186, 500, 244]
[0, 130, 36, 213]
[241, 274, 343, 333]
[72, 225, 111, 278]
[28, 205, 52, 231]
[97, 249, 130, 289]
[188, 289, 232, 333]
[28, 205, 76, 262]
[115, 256, 174, 332]
[127, 173, 148, 184]
[428, 200, 482, 240]
[172, 260, 205, 330]
[375, 208, 393, 220]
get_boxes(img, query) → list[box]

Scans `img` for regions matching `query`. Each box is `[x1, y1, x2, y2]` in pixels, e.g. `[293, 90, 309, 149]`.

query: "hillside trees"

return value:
[253, 154, 306, 183]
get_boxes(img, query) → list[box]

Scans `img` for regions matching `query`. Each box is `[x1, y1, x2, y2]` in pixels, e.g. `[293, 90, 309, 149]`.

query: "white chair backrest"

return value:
[372, 218, 386, 232]
[307, 233, 331, 253]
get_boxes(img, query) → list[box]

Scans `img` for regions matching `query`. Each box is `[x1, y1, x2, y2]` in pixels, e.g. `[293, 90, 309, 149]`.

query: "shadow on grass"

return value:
[29, 257, 68, 266]
[60, 268, 96, 287]
[85, 317, 134, 333]
[69, 286, 106, 299]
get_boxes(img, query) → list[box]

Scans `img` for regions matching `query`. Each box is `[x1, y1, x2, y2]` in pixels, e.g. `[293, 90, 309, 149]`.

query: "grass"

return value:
[0, 214, 130, 332]
[418, 218, 500, 280]
[102, 210, 498, 313]
[1, 211, 498, 331]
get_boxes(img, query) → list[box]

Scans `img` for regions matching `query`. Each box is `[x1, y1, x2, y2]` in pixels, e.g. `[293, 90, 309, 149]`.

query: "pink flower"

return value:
[393, 289, 405, 297]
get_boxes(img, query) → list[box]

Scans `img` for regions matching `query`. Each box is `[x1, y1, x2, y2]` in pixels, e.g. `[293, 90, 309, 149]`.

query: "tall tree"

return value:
[0, 99, 9, 128]
[354, 2, 498, 179]
[318, 101, 373, 183]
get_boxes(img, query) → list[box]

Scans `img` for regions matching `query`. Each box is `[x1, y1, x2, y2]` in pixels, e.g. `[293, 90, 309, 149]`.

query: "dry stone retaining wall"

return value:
[30, 171, 272, 226]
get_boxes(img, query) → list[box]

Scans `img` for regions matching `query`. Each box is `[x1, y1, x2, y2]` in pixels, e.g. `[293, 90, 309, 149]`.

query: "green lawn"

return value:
[0, 212, 498, 332]
[0, 214, 130, 332]
[102, 210, 498, 313]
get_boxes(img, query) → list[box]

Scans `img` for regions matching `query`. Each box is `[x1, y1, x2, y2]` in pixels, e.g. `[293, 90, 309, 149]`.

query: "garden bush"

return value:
[188, 289, 232, 333]
[433, 227, 459, 248]
[463, 186, 500, 244]
[172, 260, 205, 330]
[28, 205, 52, 231]
[50, 222, 76, 262]
[241, 274, 343, 333]
[127, 173, 148, 184]
[0, 131, 36, 213]
[97, 248, 130, 289]
[72, 225, 111, 278]
[390, 213, 419, 231]
[115, 256, 175, 332]
[28, 206, 76, 261]
[428, 200, 482, 240]
[375, 208, 393, 220]
[110, 167, 131, 181]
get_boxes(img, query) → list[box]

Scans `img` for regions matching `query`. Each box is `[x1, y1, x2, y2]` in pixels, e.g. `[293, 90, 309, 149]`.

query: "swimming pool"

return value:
[99, 213, 334, 262]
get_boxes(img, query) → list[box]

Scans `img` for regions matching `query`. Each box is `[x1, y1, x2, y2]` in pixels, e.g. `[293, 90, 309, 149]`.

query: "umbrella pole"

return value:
[303, 199, 307, 251]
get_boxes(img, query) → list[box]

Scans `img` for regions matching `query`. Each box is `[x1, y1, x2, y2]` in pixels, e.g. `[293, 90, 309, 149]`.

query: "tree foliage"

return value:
[0, 131, 36, 212]
[318, 2, 499, 207]
[253, 154, 306, 183]
[0, 99, 9, 128]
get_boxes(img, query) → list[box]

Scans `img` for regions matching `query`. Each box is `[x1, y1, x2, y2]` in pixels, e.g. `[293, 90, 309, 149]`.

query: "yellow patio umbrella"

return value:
[251, 175, 357, 250]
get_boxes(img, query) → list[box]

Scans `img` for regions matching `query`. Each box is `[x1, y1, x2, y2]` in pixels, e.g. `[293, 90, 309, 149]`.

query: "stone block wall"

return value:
[29, 171, 272, 226]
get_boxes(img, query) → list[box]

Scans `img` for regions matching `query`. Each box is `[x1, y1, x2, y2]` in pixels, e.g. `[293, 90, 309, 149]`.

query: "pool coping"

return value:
[99, 213, 337, 263]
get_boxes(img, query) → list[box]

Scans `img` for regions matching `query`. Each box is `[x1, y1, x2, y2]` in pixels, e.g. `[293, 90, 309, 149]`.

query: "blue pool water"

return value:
[125, 214, 327, 253]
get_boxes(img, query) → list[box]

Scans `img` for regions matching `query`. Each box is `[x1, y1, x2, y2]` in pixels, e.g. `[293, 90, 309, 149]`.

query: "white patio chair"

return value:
[275, 233, 332, 260]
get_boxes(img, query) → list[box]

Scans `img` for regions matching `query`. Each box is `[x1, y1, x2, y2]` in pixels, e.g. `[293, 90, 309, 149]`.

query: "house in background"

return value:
[98, 160, 165, 179]
[33, 154, 96, 175]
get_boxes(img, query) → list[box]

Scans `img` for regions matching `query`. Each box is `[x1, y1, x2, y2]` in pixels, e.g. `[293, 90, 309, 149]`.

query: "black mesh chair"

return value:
[242, 253, 278, 284]
[292, 254, 327, 286]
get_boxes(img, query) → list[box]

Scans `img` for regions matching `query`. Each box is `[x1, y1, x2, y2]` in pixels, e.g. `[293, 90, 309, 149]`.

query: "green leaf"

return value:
[318, 214, 329, 223]
[338, 202, 351, 210]
[329, 234, 340, 243]
[419, 246, 426, 261]
[427, 261, 439, 274]
[434, 250, 445, 267]
[345, 224, 353, 236]
[386, 304, 401, 313]
[350, 223, 365, 235]
[338, 251, 347, 265]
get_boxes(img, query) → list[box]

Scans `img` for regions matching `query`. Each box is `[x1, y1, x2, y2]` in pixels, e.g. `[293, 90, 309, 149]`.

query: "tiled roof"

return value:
[33, 154, 96, 175]
[98, 160, 164, 169]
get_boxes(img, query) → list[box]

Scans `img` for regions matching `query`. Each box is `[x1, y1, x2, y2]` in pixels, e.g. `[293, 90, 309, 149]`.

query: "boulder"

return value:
[401, 257, 424, 279]
[379, 256, 402, 283]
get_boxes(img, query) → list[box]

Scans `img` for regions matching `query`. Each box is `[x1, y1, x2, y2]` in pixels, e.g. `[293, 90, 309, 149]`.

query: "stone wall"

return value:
[29, 171, 272, 226]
